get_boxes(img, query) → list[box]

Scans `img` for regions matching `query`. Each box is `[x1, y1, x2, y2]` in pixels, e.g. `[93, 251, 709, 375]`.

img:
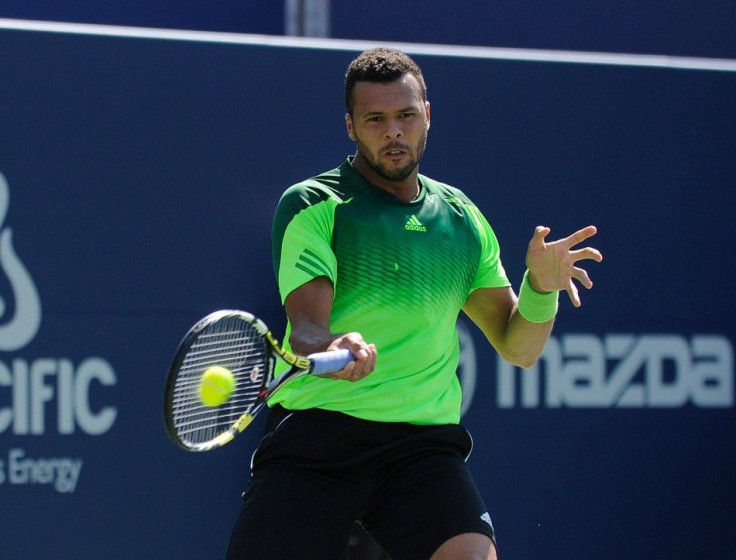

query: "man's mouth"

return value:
[383, 146, 408, 157]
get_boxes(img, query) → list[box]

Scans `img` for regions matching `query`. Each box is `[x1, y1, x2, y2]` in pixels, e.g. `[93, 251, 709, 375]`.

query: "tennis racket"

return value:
[164, 309, 352, 452]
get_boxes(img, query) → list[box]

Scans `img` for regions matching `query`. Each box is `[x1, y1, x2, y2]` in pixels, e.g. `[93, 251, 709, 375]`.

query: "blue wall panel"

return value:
[0, 26, 734, 559]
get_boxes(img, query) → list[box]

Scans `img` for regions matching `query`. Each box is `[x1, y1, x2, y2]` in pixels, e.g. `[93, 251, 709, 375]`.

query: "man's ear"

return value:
[345, 113, 356, 141]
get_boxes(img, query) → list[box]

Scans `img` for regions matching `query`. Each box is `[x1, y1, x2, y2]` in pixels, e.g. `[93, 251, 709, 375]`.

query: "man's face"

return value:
[346, 74, 430, 184]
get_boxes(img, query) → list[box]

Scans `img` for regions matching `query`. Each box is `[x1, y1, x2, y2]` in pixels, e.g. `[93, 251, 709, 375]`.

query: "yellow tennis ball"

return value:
[199, 366, 235, 407]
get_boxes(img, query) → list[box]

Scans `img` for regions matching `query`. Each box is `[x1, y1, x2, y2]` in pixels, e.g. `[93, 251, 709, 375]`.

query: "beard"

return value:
[354, 130, 428, 182]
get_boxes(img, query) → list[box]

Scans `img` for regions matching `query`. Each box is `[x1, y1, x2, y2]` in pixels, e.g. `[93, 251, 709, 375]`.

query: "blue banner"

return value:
[1, 24, 734, 560]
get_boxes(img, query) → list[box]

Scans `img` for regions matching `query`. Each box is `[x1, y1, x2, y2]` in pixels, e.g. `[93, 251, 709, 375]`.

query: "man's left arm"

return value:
[463, 225, 602, 368]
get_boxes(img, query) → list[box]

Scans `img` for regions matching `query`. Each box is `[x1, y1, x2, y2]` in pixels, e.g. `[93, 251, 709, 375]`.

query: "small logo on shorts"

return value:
[480, 512, 494, 530]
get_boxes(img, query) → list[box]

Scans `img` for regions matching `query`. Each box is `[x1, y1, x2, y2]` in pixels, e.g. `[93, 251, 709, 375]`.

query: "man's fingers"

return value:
[527, 225, 601, 305]
[529, 225, 551, 246]
[566, 279, 581, 308]
[570, 247, 603, 263]
[563, 225, 598, 249]
[343, 343, 376, 381]
[356, 343, 377, 378]
[572, 266, 594, 289]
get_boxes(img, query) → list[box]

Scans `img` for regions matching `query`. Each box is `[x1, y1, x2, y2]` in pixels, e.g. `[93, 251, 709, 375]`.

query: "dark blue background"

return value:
[1, 1, 735, 58]
[0, 14, 734, 560]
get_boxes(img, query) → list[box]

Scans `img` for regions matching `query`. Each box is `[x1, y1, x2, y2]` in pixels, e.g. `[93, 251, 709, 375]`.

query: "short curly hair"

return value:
[344, 48, 427, 115]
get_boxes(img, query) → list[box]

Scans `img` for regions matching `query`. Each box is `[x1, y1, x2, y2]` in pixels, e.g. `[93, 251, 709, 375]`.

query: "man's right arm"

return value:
[284, 276, 377, 382]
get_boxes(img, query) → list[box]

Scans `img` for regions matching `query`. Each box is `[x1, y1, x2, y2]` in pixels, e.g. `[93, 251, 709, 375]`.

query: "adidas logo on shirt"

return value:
[404, 215, 427, 232]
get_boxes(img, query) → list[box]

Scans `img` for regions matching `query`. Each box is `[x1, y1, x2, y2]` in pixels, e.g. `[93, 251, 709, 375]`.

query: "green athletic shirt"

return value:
[271, 157, 510, 425]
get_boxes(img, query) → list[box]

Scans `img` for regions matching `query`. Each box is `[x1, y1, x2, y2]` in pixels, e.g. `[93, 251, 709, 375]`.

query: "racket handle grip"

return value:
[309, 349, 354, 376]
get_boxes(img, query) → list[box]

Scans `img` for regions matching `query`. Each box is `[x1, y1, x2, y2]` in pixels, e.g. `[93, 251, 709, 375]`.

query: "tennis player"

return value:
[226, 47, 601, 560]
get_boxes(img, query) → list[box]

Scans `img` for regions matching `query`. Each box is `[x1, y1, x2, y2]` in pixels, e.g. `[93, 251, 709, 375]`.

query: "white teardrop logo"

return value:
[0, 171, 42, 351]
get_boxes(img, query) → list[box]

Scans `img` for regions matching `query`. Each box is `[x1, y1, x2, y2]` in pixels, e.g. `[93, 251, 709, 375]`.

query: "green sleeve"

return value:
[465, 203, 511, 291]
[272, 184, 339, 303]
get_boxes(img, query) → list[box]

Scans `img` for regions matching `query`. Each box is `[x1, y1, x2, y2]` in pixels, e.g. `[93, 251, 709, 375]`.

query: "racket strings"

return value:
[170, 317, 269, 446]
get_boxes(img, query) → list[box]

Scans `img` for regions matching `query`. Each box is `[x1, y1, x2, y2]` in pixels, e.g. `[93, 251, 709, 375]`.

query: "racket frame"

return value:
[164, 309, 349, 452]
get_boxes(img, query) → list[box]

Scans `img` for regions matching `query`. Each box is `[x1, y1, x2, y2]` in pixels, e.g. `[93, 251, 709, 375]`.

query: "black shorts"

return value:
[226, 405, 496, 560]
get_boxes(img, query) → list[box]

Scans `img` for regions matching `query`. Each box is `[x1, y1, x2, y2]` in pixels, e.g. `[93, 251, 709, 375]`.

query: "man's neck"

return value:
[350, 154, 420, 203]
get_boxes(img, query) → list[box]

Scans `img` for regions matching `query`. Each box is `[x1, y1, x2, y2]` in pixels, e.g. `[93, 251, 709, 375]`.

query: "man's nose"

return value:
[383, 118, 402, 139]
